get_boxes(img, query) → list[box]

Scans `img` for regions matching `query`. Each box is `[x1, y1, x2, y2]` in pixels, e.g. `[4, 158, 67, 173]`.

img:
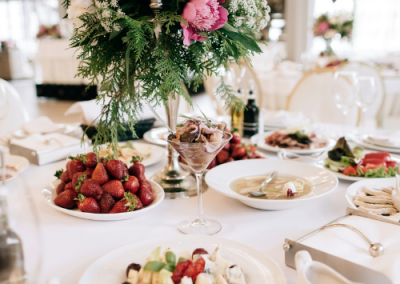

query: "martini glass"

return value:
[165, 132, 232, 235]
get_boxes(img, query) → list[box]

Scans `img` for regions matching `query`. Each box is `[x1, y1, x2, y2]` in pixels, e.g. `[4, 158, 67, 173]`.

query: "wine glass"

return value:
[355, 76, 377, 112]
[0, 83, 9, 122]
[165, 132, 232, 235]
[332, 71, 358, 116]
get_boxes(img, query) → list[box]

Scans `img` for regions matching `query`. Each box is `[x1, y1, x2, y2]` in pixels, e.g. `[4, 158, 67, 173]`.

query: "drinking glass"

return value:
[0, 84, 9, 122]
[355, 76, 377, 112]
[332, 71, 358, 116]
[166, 132, 232, 235]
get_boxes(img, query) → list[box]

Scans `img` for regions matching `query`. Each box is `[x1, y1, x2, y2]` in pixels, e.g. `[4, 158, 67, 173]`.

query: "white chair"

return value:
[340, 62, 384, 128]
[0, 79, 30, 136]
[286, 68, 360, 126]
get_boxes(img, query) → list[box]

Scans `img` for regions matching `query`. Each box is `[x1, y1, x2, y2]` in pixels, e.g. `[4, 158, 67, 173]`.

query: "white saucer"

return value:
[0, 154, 29, 183]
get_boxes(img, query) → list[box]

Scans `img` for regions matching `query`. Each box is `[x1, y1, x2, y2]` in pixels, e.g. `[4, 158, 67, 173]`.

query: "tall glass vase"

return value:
[150, 93, 198, 198]
[324, 38, 335, 56]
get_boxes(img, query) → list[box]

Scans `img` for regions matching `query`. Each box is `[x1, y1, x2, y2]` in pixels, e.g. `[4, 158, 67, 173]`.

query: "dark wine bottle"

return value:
[243, 80, 259, 137]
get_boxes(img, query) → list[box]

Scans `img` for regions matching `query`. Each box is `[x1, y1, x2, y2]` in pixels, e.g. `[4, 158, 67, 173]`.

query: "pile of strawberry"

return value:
[54, 153, 154, 214]
[179, 132, 265, 170]
[171, 253, 206, 284]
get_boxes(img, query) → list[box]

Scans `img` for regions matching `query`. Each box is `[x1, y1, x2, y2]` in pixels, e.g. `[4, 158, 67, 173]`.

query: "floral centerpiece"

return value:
[313, 13, 353, 56]
[62, 0, 270, 151]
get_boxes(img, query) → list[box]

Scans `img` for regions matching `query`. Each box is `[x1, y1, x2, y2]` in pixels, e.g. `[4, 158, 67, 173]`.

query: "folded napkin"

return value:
[264, 110, 310, 128]
[65, 99, 166, 125]
[11, 133, 81, 152]
[301, 215, 400, 283]
[22, 116, 60, 134]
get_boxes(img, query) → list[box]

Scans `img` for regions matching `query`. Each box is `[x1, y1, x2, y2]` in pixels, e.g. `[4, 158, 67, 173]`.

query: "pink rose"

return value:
[315, 21, 329, 36]
[181, 0, 229, 46]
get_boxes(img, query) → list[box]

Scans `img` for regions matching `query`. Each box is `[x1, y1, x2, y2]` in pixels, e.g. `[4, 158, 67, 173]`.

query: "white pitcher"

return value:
[295, 251, 362, 284]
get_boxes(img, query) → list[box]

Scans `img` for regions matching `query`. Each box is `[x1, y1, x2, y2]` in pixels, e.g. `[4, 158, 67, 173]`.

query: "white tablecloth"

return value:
[5, 143, 356, 284]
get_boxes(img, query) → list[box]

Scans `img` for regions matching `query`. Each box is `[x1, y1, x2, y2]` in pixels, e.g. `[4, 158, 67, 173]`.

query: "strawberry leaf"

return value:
[75, 173, 88, 191]
[54, 169, 64, 179]
[130, 155, 143, 163]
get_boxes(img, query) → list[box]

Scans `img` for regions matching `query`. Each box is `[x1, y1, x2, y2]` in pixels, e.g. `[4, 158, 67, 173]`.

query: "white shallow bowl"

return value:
[70, 142, 166, 167]
[42, 179, 164, 221]
[0, 154, 29, 183]
[79, 235, 286, 284]
[346, 178, 397, 210]
[206, 159, 338, 210]
[143, 127, 168, 146]
[252, 131, 335, 155]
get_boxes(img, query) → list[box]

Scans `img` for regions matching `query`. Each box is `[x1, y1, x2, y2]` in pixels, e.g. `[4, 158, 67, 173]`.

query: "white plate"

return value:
[366, 136, 400, 149]
[345, 178, 397, 210]
[143, 127, 168, 146]
[205, 159, 338, 210]
[79, 235, 287, 284]
[0, 154, 29, 183]
[70, 142, 166, 167]
[323, 151, 400, 182]
[353, 137, 400, 154]
[41, 179, 165, 221]
[252, 131, 335, 155]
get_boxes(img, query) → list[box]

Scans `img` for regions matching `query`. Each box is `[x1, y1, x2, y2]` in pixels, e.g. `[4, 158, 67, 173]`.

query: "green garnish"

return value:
[143, 261, 165, 272]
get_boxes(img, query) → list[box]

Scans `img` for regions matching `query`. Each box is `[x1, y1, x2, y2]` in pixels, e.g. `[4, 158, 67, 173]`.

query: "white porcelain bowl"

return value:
[205, 159, 338, 210]
[42, 179, 165, 221]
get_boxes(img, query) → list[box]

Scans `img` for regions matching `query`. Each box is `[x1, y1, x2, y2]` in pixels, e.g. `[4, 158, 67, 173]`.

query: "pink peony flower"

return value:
[315, 21, 330, 36]
[181, 0, 229, 46]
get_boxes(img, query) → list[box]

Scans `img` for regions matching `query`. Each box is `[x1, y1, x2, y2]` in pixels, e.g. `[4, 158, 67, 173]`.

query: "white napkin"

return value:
[22, 116, 60, 134]
[277, 60, 303, 77]
[301, 215, 400, 283]
[264, 110, 310, 128]
[11, 133, 81, 152]
[65, 99, 166, 125]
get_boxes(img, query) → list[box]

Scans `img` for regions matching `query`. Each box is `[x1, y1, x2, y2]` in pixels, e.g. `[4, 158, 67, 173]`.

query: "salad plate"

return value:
[0, 154, 29, 183]
[353, 137, 400, 154]
[205, 159, 338, 210]
[143, 127, 169, 146]
[78, 235, 287, 284]
[70, 142, 166, 167]
[252, 131, 335, 155]
[41, 179, 164, 221]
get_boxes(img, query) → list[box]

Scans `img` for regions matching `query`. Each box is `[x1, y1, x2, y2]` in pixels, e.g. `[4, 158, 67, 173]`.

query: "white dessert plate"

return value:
[70, 142, 166, 167]
[41, 179, 164, 221]
[252, 131, 335, 155]
[345, 178, 397, 210]
[205, 159, 338, 210]
[143, 127, 168, 146]
[78, 235, 287, 284]
[353, 137, 400, 154]
[0, 154, 29, 183]
[323, 151, 400, 182]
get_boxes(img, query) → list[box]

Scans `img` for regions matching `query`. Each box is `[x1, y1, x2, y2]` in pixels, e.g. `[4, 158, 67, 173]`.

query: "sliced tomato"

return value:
[356, 165, 366, 174]
[364, 152, 391, 162]
[364, 163, 382, 171]
[342, 166, 358, 176]
[361, 158, 386, 167]
[387, 161, 398, 168]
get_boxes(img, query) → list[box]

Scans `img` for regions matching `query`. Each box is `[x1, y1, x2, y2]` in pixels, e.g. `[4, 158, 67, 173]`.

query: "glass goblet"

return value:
[165, 132, 232, 235]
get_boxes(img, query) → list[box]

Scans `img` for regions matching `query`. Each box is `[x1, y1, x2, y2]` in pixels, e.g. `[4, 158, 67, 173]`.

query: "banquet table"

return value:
[6, 142, 356, 284]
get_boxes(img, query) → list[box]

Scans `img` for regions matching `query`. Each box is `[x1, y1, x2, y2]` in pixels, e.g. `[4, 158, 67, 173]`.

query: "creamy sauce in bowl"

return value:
[230, 175, 312, 200]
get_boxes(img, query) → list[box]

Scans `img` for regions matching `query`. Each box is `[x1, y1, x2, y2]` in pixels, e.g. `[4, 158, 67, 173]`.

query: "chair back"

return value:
[286, 68, 360, 126]
[340, 62, 384, 127]
[0, 79, 30, 136]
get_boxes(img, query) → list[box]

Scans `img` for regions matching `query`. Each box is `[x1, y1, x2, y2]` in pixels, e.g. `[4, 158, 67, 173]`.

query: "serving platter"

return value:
[252, 131, 335, 155]
[143, 127, 168, 146]
[41, 179, 164, 221]
[205, 159, 338, 210]
[70, 142, 166, 167]
[78, 235, 287, 284]
[0, 154, 29, 183]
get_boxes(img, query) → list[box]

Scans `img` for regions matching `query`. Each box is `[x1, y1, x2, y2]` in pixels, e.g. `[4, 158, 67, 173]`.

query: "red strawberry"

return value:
[91, 163, 109, 185]
[123, 176, 139, 194]
[193, 258, 205, 279]
[132, 194, 143, 210]
[207, 157, 217, 169]
[65, 182, 74, 191]
[182, 262, 196, 281]
[231, 133, 241, 144]
[231, 146, 247, 159]
[67, 158, 85, 180]
[72, 172, 88, 191]
[248, 145, 257, 154]
[83, 167, 94, 177]
[54, 190, 76, 209]
[128, 156, 146, 182]
[76, 194, 100, 213]
[229, 143, 240, 153]
[56, 182, 66, 195]
[226, 157, 235, 163]
[138, 181, 153, 206]
[217, 150, 230, 164]
[106, 159, 126, 180]
[223, 142, 230, 151]
[101, 180, 125, 199]
[80, 179, 103, 200]
[109, 192, 138, 213]
[82, 152, 98, 168]
[60, 170, 71, 183]
[172, 260, 191, 284]
[98, 192, 116, 213]
[123, 167, 129, 178]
